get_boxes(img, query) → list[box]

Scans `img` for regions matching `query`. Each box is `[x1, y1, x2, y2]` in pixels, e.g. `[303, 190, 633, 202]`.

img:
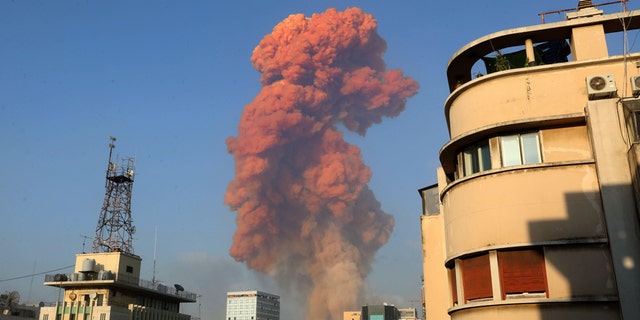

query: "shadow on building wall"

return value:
[528, 185, 640, 320]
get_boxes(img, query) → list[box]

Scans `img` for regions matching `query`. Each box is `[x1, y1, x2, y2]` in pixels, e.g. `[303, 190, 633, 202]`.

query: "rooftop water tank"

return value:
[81, 259, 96, 273]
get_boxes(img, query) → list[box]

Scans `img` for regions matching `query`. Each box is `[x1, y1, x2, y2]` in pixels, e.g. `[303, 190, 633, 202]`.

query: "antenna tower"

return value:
[91, 136, 137, 254]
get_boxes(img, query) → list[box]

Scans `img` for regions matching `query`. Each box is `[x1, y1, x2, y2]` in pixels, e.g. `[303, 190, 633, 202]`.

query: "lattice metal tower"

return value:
[91, 136, 136, 254]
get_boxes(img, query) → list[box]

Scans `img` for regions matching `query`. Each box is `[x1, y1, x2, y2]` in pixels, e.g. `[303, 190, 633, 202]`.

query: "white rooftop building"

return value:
[225, 290, 279, 320]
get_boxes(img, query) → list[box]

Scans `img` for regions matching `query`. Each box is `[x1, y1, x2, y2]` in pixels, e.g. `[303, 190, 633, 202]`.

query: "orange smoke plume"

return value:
[225, 7, 418, 319]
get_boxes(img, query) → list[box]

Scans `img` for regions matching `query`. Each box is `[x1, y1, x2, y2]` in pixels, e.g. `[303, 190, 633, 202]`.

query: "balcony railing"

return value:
[44, 274, 197, 301]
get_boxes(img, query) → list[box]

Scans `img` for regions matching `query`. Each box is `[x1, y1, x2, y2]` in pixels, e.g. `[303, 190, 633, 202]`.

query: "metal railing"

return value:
[538, 0, 628, 23]
[44, 274, 197, 301]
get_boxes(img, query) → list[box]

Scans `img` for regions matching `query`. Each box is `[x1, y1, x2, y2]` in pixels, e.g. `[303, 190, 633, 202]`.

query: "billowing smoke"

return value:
[225, 7, 419, 319]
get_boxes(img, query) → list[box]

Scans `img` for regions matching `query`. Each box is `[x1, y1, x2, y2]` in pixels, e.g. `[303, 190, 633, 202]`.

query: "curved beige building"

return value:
[421, 4, 640, 320]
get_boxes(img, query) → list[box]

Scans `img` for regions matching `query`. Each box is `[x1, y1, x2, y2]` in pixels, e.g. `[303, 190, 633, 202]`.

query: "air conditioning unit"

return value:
[586, 74, 617, 100]
[631, 75, 640, 97]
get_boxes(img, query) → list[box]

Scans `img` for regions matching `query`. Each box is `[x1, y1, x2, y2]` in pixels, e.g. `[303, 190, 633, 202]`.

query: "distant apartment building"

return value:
[360, 305, 400, 320]
[345, 306, 417, 320]
[421, 1, 640, 320]
[397, 307, 417, 320]
[225, 290, 279, 320]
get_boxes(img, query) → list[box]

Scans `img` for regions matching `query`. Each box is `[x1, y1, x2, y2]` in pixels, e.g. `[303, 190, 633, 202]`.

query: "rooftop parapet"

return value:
[446, 7, 640, 92]
[43, 274, 197, 302]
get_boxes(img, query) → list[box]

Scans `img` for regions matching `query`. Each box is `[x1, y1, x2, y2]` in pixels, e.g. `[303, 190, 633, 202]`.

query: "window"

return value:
[500, 132, 541, 166]
[461, 254, 492, 302]
[498, 248, 547, 298]
[461, 140, 491, 177]
[126, 265, 134, 273]
[625, 107, 640, 143]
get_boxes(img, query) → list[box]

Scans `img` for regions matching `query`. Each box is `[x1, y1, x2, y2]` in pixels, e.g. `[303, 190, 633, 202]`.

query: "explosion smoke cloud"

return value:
[225, 7, 419, 319]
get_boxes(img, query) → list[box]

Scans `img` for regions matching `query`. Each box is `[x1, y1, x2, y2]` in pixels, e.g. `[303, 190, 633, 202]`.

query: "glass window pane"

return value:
[501, 135, 521, 166]
[479, 143, 491, 171]
[463, 148, 478, 176]
[521, 133, 541, 164]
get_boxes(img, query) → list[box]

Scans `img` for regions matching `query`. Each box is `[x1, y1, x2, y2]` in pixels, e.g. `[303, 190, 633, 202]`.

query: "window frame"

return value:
[459, 139, 491, 177]
[500, 131, 542, 167]
[624, 105, 640, 143]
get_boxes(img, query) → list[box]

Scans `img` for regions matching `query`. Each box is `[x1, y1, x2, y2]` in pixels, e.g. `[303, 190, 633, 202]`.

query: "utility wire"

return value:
[0, 265, 74, 283]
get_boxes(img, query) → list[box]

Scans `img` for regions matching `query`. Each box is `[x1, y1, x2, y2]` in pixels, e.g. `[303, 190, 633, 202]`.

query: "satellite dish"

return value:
[174, 284, 184, 292]
[89, 292, 97, 300]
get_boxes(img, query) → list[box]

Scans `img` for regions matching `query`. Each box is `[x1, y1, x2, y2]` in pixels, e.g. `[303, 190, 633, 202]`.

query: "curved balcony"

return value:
[441, 162, 606, 260]
[445, 10, 640, 92]
[445, 55, 640, 141]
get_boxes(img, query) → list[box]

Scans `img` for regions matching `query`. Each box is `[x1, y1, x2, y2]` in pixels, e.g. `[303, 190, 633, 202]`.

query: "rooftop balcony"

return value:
[44, 273, 197, 302]
[446, 9, 640, 92]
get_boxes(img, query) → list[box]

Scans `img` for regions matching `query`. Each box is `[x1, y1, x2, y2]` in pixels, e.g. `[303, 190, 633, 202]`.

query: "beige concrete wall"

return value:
[442, 164, 605, 259]
[542, 126, 592, 162]
[544, 245, 617, 298]
[421, 215, 449, 320]
[571, 24, 608, 61]
[422, 168, 451, 320]
[75, 252, 141, 282]
[451, 303, 620, 320]
[587, 100, 640, 319]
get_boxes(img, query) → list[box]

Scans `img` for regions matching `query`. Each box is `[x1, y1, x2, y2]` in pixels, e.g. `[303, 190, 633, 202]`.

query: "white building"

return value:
[225, 291, 279, 320]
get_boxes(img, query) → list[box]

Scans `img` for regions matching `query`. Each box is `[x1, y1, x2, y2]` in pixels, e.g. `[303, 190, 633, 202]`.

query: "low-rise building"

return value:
[40, 252, 196, 320]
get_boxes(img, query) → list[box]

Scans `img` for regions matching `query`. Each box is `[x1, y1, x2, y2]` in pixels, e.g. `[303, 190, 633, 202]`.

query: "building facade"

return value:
[421, 2, 640, 320]
[360, 305, 399, 320]
[225, 290, 279, 320]
[396, 308, 417, 320]
[39, 252, 196, 320]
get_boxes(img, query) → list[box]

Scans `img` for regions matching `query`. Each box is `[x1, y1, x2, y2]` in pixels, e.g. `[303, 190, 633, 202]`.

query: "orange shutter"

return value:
[498, 249, 547, 298]
[462, 254, 492, 301]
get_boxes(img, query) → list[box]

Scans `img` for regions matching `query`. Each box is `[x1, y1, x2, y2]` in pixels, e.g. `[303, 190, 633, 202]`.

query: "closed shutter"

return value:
[462, 254, 492, 301]
[498, 248, 547, 298]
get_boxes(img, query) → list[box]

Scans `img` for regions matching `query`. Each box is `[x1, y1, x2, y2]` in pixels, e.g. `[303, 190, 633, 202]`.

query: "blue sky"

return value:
[1, 1, 638, 319]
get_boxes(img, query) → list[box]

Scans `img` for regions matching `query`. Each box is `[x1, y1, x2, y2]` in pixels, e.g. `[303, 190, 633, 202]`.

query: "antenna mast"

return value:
[91, 136, 137, 254]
